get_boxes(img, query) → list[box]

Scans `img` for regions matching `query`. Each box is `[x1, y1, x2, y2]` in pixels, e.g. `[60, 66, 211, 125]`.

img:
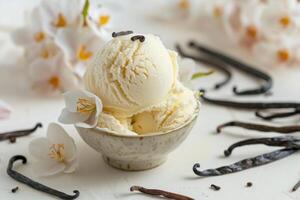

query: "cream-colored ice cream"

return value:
[84, 32, 199, 135]
[97, 113, 136, 135]
[84, 33, 178, 118]
[131, 82, 197, 134]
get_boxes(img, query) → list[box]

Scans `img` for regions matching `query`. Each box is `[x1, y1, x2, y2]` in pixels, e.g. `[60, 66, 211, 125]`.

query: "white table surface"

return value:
[1, 0, 300, 199]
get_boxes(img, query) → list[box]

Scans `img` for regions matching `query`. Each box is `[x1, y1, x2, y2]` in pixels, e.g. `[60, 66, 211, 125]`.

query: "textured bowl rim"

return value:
[76, 100, 200, 138]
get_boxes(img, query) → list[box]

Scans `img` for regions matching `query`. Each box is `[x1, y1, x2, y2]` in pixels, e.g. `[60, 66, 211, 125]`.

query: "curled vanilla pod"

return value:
[130, 186, 194, 200]
[217, 121, 300, 134]
[193, 148, 298, 177]
[7, 155, 79, 200]
[200, 90, 300, 110]
[223, 136, 300, 157]
[176, 44, 232, 90]
[189, 41, 273, 96]
[0, 123, 42, 143]
[255, 108, 300, 121]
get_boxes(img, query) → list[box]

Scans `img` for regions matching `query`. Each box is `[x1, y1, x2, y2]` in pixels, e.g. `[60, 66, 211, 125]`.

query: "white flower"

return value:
[25, 42, 60, 62]
[223, 0, 265, 47]
[178, 57, 213, 90]
[86, 1, 112, 38]
[10, 0, 111, 94]
[29, 55, 79, 93]
[260, 0, 300, 39]
[59, 90, 102, 128]
[252, 36, 300, 66]
[39, 0, 84, 36]
[0, 100, 11, 120]
[11, 7, 46, 47]
[55, 27, 107, 77]
[28, 123, 77, 176]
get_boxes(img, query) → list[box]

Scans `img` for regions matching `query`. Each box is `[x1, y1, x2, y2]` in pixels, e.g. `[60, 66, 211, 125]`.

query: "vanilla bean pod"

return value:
[130, 186, 194, 200]
[112, 31, 133, 37]
[193, 148, 298, 177]
[217, 121, 300, 134]
[292, 180, 300, 192]
[223, 137, 300, 157]
[255, 109, 300, 121]
[7, 155, 79, 200]
[200, 90, 300, 110]
[131, 35, 145, 42]
[176, 44, 232, 89]
[0, 123, 42, 143]
[189, 41, 273, 95]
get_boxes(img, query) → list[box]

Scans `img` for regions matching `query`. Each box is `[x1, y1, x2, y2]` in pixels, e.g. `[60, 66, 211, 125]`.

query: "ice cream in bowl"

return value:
[62, 32, 201, 171]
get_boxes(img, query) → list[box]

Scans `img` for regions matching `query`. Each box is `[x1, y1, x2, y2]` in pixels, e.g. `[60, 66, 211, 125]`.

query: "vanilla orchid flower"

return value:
[25, 42, 60, 62]
[178, 57, 213, 90]
[59, 90, 102, 128]
[223, 0, 265, 47]
[39, 0, 84, 36]
[55, 27, 107, 77]
[0, 100, 11, 120]
[86, 2, 112, 38]
[260, 0, 300, 39]
[252, 36, 300, 66]
[29, 55, 79, 93]
[200, 0, 233, 20]
[29, 123, 77, 176]
[11, 7, 47, 46]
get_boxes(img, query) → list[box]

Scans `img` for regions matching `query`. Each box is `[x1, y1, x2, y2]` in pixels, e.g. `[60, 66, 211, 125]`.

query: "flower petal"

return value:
[29, 138, 52, 161]
[47, 123, 76, 161]
[76, 111, 97, 128]
[28, 58, 56, 82]
[64, 158, 78, 173]
[11, 28, 33, 46]
[63, 90, 91, 112]
[32, 159, 65, 177]
[58, 108, 89, 124]
[55, 28, 77, 62]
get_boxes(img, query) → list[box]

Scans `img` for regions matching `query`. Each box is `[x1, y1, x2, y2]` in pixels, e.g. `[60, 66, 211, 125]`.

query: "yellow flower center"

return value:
[98, 15, 110, 26]
[48, 76, 60, 89]
[34, 32, 45, 43]
[40, 49, 50, 59]
[76, 98, 96, 114]
[77, 45, 92, 61]
[279, 15, 290, 27]
[178, 0, 189, 10]
[246, 25, 257, 39]
[54, 13, 67, 28]
[48, 144, 65, 162]
[213, 6, 222, 18]
[277, 49, 290, 62]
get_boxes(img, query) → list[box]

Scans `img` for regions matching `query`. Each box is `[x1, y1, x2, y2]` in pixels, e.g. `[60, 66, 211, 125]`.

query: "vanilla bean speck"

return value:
[131, 35, 145, 42]
[245, 182, 253, 187]
[112, 31, 133, 37]
[11, 186, 19, 193]
[210, 184, 221, 191]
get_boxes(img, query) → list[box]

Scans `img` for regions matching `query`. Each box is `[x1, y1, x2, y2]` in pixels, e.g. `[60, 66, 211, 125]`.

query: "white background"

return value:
[0, 0, 300, 199]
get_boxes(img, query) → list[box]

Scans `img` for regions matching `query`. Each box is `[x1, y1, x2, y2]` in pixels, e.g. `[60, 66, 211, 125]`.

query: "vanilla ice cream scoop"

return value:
[84, 34, 178, 117]
[131, 82, 198, 134]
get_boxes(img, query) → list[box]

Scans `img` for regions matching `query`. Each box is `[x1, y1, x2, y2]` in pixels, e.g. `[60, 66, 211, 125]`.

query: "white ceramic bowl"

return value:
[76, 102, 200, 171]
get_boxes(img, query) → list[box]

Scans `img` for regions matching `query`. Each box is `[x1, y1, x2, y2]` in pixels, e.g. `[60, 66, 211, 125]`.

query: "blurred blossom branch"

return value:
[10, 0, 112, 94]
[160, 0, 300, 68]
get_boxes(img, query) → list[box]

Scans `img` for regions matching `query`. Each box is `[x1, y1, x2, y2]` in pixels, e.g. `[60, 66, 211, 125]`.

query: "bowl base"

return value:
[103, 156, 166, 171]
